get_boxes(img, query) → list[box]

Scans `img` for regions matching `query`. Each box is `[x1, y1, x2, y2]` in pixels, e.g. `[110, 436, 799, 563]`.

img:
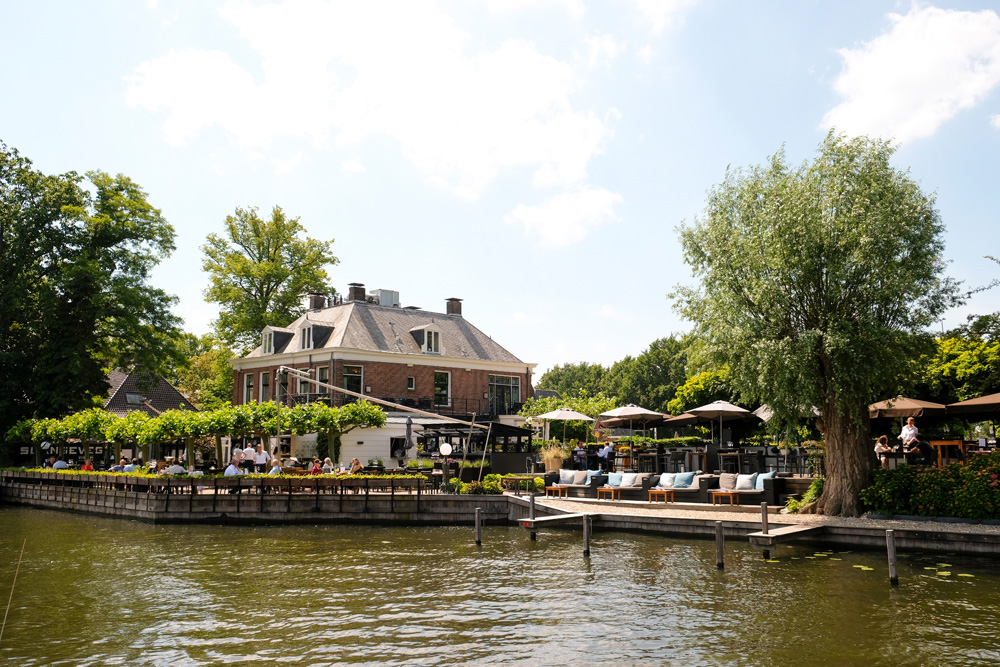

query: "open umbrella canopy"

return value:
[946, 392, 1000, 416]
[678, 400, 757, 445]
[535, 407, 594, 421]
[868, 396, 947, 419]
[597, 404, 668, 430]
[662, 412, 702, 426]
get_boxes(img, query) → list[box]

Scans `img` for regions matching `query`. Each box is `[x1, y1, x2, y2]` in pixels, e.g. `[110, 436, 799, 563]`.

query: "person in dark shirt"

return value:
[906, 439, 934, 466]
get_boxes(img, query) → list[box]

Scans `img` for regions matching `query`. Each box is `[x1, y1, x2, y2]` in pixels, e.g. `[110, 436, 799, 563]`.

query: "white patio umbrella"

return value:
[535, 407, 595, 444]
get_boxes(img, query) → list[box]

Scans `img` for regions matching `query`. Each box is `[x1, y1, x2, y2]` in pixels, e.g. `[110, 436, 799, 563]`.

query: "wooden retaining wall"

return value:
[0, 471, 512, 525]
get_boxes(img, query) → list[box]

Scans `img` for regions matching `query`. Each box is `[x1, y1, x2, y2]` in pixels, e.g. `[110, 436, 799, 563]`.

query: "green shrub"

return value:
[859, 451, 1000, 519]
[786, 477, 824, 513]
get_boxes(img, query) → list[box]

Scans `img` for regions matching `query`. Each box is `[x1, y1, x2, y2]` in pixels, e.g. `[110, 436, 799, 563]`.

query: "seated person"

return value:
[80, 459, 94, 471]
[874, 435, 892, 469]
[123, 458, 138, 473]
[597, 443, 614, 471]
[224, 460, 243, 476]
[110, 458, 127, 472]
[163, 459, 187, 475]
[339, 458, 363, 475]
[905, 439, 934, 466]
[52, 457, 69, 470]
[309, 457, 323, 475]
[268, 459, 283, 475]
[572, 443, 587, 470]
[322, 457, 336, 474]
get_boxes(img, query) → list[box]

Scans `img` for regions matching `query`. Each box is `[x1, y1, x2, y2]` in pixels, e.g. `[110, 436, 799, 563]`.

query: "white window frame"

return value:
[317, 366, 329, 394]
[301, 326, 312, 350]
[407, 376, 415, 391]
[488, 375, 521, 404]
[426, 330, 440, 354]
[243, 374, 254, 404]
[262, 331, 274, 354]
[433, 371, 450, 407]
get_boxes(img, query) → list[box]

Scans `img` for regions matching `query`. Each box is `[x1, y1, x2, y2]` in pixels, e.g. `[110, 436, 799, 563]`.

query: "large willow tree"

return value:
[673, 132, 958, 517]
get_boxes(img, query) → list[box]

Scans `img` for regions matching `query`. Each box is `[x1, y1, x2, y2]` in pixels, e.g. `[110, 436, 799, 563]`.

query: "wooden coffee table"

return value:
[597, 487, 621, 501]
[648, 488, 675, 503]
[711, 490, 739, 506]
[545, 485, 568, 498]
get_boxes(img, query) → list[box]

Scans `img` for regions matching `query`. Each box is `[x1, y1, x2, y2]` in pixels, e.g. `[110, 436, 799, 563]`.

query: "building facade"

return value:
[230, 283, 536, 462]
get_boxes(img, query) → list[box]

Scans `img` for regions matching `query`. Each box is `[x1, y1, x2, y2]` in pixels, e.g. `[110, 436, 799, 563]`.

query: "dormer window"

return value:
[410, 323, 444, 355]
[301, 326, 313, 350]
[426, 330, 440, 354]
[262, 331, 274, 354]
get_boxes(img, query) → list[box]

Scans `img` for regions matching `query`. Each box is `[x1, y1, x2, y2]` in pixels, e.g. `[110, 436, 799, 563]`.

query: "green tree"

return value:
[202, 206, 337, 353]
[536, 362, 606, 397]
[666, 368, 731, 415]
[519, 390, 616, 442]
[0, 142, 182, 440]
[602, 335, 690, 413]
[171, 334, 236, 411]
[673, 132, 958, 517]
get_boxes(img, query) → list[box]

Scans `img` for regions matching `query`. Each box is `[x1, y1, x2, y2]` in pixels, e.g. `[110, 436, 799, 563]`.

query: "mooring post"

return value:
[475, 507, 482, 546]
[529, 493, 537, 541]
[761, 502, 770, 560]
[886, 530, 898, 587]
[582, 514, 591, 557]
[715, 521, 725, 569]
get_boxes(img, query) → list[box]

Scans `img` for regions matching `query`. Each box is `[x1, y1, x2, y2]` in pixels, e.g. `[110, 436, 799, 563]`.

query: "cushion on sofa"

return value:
[621, 473, 639, 487]
[735, 473, 758, 490]
[573, 470, 588, 485]
[719, 472, 738, 490]
[673, 471, 696, 488]
[586, 469, 603, 482]
[607, 472, 624, 487]
[559, 469, 576, 485]
[755, 470, 777, 490]
[658, 472, 676, 488]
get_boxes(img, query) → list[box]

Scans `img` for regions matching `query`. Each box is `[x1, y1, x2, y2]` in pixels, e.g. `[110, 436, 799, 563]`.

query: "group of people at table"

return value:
[223, 445, 364, 477]
[873, 417, 940, 469]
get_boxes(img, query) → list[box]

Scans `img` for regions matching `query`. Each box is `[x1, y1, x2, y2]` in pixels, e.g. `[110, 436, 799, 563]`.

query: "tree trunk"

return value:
[812, 401, 871, 517]
[215, 436, 223, 467]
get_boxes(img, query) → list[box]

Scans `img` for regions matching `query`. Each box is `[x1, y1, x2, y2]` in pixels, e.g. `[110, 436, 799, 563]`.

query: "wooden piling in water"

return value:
[886, 530, 898, 586]
[583, 514, 591, 557]
[761, 503, 770, 559]
[716, 521, 724, 569]
[475, 508, 482, 546]
[529, 494, 536, 541]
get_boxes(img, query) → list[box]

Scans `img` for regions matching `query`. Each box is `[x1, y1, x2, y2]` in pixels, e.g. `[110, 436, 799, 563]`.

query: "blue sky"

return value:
[3, 0, 999, 376]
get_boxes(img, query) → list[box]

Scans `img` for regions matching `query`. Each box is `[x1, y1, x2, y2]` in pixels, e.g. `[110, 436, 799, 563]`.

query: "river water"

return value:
[0, 507, 997, 666]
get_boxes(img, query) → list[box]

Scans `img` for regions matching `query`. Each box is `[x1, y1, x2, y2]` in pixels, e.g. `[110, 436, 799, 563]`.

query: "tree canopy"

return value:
[673, 132, 959, 516]
[202, 206, 337, 353]
[0, 141, 182, 439]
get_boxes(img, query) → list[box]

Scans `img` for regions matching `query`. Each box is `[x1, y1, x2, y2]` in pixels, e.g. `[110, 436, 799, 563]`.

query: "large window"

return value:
[260, 371, 271, 402]
[489, 375, 521, 410]
[262, 331, 274, 354]
[243, 374, 254, 404]
[301, 326, 313, 350]
[276, 372, 288, 403]
[317, 366, 329, 394]
[343, 365, 363, 395]
[434, 371, 450, 406]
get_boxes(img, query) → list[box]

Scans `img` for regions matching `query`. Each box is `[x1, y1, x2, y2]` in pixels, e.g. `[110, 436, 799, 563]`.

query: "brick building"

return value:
[230, 283, 536, 462]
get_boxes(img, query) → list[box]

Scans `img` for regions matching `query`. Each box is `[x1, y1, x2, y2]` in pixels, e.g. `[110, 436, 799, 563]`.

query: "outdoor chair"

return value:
[667, 451, 687, 473]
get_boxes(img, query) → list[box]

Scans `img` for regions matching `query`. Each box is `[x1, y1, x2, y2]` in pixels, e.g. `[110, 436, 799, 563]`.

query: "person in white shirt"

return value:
[254, 444, 271, 473]
[224, 462, 243, 476]
[900, 417, 919, 446]
[163, 459, 187, 475]
[243, 444, 256, 473]
[597, 443, 614, 471]
[52, 457, 69, 469]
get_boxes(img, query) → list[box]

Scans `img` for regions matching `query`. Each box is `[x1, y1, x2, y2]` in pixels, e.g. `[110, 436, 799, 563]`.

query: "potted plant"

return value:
[538, 444, 566, 472]
[778, 441, 794, 456]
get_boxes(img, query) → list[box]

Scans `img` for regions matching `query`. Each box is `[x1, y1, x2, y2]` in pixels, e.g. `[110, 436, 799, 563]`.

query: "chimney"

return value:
[307, 292, 325, 310]
[446, 297, 462, 316]
[348, 283, 366, 302]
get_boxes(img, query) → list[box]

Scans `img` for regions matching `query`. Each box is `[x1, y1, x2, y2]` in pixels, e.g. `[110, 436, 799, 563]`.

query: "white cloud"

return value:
[504, 187, 622, 246]
[126, 1, 613, 198]
[341, 158, 366, 173]
[271, 152, 303, 174]
[992, 114, 1000, 129]
[823, 6, 1000, 143]
[482, 0, 585, 19]
[631, 0, 696, 35]
[584, 33, 626, 68]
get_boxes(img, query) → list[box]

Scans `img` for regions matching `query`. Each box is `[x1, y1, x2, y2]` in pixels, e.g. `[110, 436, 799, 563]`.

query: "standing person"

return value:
[254, 443, 271, 473]
[900, 417, 919, 447]
[244, 442, 257, 473]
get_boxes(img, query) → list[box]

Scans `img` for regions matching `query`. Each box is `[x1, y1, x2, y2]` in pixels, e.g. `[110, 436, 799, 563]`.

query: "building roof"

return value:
[242, 300, 524, 364]
[104, 369, 198, 417]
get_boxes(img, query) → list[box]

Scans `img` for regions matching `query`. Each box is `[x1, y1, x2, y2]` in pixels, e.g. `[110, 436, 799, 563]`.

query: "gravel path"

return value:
[533, 497, 1000, 535]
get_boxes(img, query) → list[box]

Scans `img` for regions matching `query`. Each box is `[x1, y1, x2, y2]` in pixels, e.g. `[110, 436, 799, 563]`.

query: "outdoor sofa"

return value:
[698, 471, 785, 506]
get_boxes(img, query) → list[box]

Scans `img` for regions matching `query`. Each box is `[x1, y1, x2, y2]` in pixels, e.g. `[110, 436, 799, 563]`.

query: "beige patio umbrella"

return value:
[535, 407, 595, 444]
[946, 392, 1000, 417]
[868, 396, 947, 419]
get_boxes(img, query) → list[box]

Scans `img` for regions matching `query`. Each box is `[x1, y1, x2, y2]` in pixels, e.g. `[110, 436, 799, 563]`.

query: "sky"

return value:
[3, 0, 1000, 377]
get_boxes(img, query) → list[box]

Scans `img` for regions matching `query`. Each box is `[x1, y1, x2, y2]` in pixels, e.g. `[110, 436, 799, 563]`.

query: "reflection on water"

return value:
[0, 508, 997, 666]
